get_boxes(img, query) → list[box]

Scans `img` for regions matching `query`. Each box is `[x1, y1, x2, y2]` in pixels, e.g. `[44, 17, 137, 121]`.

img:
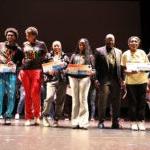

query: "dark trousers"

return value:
[127, 83, 147, 121]
[98, 79, 121, 123]
[16, 85, 25, 114]
[88, 82, 96, 119]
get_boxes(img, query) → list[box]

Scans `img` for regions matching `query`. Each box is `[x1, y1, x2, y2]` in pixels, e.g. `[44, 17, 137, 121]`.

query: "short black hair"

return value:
[5, 27, 19, 39]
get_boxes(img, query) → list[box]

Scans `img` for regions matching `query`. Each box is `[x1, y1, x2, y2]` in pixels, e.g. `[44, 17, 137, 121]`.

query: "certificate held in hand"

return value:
[0, 64, 16, 73]
[126, 62, 150, 72]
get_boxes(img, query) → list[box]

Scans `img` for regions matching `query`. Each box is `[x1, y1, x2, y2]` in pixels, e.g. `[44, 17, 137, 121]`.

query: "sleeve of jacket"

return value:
[69, 53, 76, 64]
[94, 49, 100, 81]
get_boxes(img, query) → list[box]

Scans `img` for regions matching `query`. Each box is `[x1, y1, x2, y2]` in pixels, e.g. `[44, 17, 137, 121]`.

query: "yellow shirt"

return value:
[121, 49, 149, 84]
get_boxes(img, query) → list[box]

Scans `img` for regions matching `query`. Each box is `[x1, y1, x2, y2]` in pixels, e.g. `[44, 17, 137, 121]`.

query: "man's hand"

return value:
[121, 80, 127, 100]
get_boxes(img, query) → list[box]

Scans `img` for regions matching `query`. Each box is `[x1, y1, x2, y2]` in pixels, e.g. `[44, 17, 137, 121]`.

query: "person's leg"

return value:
[49, 101, 55, 119]
[110, 80, 121, 128]
[17, 85, 25, 114]
[42, 82, 56, 116]
[69, 77, 79, 127]
[5, 73, 16, 119]
[97, 84, 110, 128]
[126, 84, 138, 130]
[19, 70, 32, 121]
[55, 81, 67, 121]
[89, 85, 96, 120]
[30, 70, 42, 123]
[78, 77, 91, 129]
[0, 74, 5, 117]
[137, 83, 147, 130]
[42, 82, 56, 127]
[137, 83, 147, 121]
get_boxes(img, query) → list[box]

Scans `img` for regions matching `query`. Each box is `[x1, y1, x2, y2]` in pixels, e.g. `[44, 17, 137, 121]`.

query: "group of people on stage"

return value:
[0, 26, 150, 131]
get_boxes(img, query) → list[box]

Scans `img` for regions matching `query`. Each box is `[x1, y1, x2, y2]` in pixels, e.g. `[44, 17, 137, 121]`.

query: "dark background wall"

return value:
[140, 1, 150, 53]
[0, 0, 145, 54]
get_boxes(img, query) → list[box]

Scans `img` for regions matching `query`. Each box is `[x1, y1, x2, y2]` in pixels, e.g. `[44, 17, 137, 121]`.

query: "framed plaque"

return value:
[66, 64, 92, 76]
[42, 61, 65, 73]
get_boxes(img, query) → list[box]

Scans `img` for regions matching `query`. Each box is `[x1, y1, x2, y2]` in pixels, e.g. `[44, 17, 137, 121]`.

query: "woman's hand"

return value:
[48, 70, 59, 76]
[7, 61, 15, 66]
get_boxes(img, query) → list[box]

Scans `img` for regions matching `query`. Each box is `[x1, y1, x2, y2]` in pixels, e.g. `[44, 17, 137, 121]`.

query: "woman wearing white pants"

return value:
[68, 38, 95, 129]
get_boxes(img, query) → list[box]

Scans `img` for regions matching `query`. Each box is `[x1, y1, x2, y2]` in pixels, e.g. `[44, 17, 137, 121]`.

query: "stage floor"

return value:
[0, 119, 150, 150]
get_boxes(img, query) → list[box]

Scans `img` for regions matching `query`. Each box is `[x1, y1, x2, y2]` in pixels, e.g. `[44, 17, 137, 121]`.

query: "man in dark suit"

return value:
[95, 34, 123, 129]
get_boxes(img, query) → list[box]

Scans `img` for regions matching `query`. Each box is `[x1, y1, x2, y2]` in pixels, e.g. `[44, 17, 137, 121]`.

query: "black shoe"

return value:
[4, 118, 11, 125]
[72, 125, 80, 129]
[111, 122, 122, 129]
[3, 114, 11, 125]
[98, 122, 105, 129]
[79, 127, 88, 130]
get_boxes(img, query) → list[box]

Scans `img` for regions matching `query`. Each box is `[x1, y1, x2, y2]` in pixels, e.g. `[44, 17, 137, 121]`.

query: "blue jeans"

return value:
[17, 85, 25, 114]
[0, 73, 16, 118]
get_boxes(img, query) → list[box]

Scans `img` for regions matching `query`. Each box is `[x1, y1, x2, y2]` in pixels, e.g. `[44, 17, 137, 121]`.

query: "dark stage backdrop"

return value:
[0, 0, 141, 53]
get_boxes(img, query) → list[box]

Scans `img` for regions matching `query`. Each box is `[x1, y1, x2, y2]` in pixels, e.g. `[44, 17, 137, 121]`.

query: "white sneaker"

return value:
[34, 118, 40, 125]
[0, 115, 3, 119]
[138, 121, 146, 131]
[53, 120, 59, 127]
[24, 120, 32, 126]
[48, 116, 53, 120]
[15, 114, 20, 120]
[131, 122, 138, 131]
[43, 117, 50, 127]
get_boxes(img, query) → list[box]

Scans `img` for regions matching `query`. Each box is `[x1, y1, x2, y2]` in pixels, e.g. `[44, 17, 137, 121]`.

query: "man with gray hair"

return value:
[95, 34, 123, 129]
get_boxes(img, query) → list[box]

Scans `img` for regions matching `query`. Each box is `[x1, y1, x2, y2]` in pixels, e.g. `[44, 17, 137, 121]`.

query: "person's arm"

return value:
[69, 53, 75, 64]
[89, 54, 96, 78]
[40, 42, 48, 63]
[94, 49, 100, 88]
[63, 54, 70, 68]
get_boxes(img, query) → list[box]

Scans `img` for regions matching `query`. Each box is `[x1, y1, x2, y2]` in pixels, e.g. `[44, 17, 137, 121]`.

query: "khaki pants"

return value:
[42, 81, 67, 120]
[69, 76, 91, 128]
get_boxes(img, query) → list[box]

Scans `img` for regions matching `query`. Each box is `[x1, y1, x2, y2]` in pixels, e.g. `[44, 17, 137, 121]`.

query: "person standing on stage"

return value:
[68, 38, 95, 130]
[121, 36, 149, 131]
[42, 40, 69, 127]
[95, 34, 123, 129]
[19, 27, 47, 126]
[0, 28, 24, 124]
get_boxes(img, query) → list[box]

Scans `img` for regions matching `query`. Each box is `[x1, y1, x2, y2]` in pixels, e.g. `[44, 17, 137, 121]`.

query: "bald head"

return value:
[105, 34, 115, 40]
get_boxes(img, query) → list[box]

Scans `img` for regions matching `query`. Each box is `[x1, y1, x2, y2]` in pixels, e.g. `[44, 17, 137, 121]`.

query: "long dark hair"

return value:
[75, 38, 93, 64]
[76, 38, 92, 54]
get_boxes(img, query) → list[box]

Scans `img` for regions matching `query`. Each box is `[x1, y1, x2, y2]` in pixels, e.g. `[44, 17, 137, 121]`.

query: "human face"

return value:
[53, 44, 61, 55]
[6, 32, 16, 43]
[79, 42, 86, 53]
[128, 37, 140, 52]
[105, 37, 115, 49]
[26, 33, 36, 43]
